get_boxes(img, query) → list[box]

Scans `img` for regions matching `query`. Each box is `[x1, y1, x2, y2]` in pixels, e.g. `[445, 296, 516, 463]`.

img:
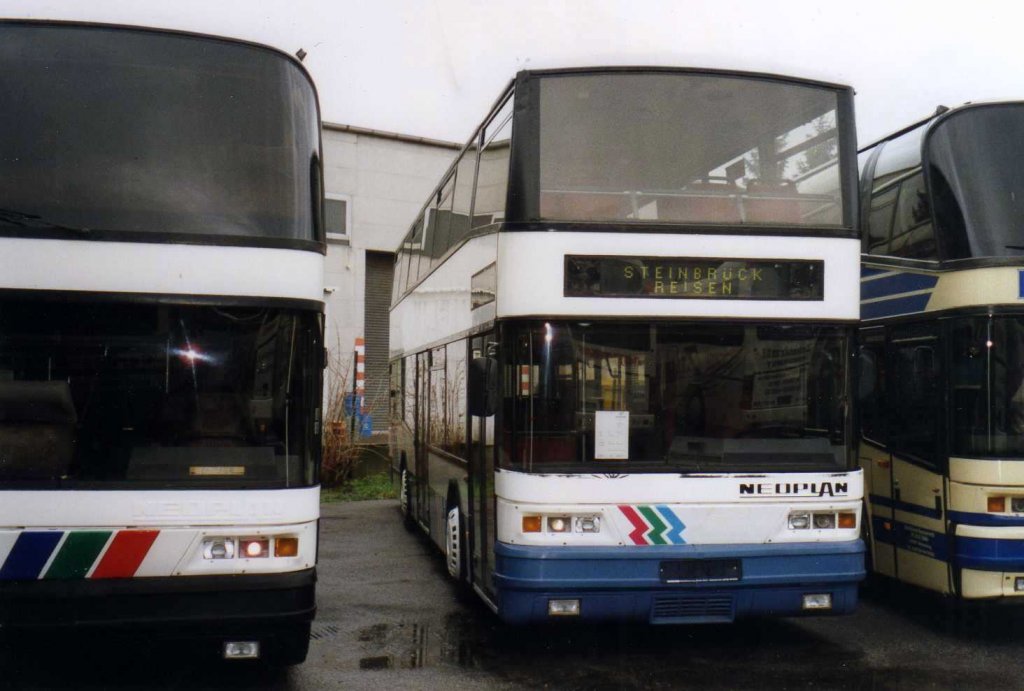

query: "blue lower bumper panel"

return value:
[494, 541, 865, 624]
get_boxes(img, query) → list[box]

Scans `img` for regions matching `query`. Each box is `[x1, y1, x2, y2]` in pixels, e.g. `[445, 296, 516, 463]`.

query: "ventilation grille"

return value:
[651, 595, 735, 623]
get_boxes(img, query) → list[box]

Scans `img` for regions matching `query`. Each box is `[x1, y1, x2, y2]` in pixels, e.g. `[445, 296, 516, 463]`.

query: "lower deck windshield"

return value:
[952, 316, 1024, 456]
[0, 299, 321, 488]
[501, 321, 850, 472]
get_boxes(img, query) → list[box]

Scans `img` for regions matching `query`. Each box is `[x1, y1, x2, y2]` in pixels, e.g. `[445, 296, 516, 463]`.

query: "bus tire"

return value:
[445, 481, 467, 583]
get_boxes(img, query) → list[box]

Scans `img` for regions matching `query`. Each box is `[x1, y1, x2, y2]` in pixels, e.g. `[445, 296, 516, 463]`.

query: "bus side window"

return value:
[889, 172, 937, 260]
[858, 343, 887, 445]
[866, 185, 897, 255]
[890, 340, 939, 467]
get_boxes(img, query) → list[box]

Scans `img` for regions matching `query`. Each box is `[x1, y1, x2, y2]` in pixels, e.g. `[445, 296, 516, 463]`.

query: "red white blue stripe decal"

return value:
[619, 505, 687, 545]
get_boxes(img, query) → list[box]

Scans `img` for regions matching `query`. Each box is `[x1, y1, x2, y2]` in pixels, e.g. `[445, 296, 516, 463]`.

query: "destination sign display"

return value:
[564, 256, 824, 300]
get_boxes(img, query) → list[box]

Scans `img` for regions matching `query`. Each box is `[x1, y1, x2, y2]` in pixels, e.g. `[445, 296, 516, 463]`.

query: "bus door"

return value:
[858, 328, 896, 578]
[468, 333, 497, 598]
[888, 325, 950, 593]
[415, 350, 430, 528]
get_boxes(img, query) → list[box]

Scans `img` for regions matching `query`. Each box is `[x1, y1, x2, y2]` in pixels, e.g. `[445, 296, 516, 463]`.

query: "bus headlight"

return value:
[788, 512, 810, 529]
[240, 537, 269, 558]
[202, 538, 235, 559]
[576, 515, 601, 533]
[1012, 498, 1024, 513]
[548, 516, 572, 533]
[813, 513, 836, 529]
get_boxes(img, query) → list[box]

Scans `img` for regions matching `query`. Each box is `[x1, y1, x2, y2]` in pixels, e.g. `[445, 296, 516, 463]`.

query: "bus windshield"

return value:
[501, 321, 850, 472]
[0, 299, 321, 488]
[951, 315, 1024, 456]
[537, 72, 847, 227]
[0, 24, 320, 243]
[927, 104, 1024, 259]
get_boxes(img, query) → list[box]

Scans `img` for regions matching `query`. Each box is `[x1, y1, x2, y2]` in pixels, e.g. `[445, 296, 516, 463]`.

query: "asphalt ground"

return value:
[4, 499, 1024, 689]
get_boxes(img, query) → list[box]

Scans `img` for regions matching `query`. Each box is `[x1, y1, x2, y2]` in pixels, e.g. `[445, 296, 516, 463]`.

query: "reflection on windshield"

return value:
[538, 73, 846, 227]
[0, 300, 319, 488]
[501, 321, 849, 472]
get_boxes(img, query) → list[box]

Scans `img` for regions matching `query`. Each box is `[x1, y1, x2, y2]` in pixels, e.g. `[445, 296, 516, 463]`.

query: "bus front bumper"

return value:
[493, 541, 864, 624]
[0, 568, 316, 632]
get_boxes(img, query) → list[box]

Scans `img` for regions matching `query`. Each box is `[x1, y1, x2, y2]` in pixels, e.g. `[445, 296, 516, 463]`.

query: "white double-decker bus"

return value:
[390, 67, 864, 623]
[0, 22, 324, 663]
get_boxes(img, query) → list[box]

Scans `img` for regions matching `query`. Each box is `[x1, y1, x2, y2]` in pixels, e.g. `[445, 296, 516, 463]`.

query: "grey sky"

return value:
[4, 1, 1023, 145]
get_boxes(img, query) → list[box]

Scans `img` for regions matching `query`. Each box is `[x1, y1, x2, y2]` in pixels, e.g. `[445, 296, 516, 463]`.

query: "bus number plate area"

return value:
[659, 559, 742, 584]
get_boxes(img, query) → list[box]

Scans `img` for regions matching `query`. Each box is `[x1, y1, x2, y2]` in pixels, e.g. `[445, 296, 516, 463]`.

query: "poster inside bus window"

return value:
[565, 256, 824, 300]
[594, 410, 630, 459]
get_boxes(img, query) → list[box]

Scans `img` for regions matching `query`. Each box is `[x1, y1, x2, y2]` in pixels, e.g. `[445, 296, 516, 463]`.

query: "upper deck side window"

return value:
[525, 72, 854, 231]
[862, 124, 936, 260]
[0, 24, 322, 248]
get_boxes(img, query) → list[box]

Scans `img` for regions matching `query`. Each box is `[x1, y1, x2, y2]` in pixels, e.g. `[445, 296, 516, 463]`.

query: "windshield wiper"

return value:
[0, 208, 92, 235]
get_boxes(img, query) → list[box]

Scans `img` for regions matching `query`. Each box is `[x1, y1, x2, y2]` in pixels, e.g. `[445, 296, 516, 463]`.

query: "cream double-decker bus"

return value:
[859, 102, 1024, 607]
[390, 67, 864, 624]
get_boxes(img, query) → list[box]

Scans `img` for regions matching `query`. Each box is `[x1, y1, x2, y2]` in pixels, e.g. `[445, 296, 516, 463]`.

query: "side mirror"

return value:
[468, 357, 499, 417]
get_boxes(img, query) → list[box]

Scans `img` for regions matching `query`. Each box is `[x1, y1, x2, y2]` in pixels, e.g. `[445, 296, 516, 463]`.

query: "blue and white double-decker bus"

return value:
[389, 67, 864, 623]
[0, 22, 324, 663]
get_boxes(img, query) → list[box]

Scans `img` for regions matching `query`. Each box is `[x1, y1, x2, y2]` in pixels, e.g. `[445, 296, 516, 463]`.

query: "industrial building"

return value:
[321, 123, 460, 433]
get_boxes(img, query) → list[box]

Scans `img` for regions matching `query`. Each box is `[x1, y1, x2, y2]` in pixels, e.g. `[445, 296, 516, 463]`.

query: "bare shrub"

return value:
[321, 353, 362, 488]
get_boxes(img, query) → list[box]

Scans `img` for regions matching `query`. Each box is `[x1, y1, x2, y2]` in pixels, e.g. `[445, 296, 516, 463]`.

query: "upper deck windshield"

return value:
[0, 298, 321, 488]
[927, 104, 1024, 259]
[0, 24, 320, 245]
[501, 321, 850, 473]
[536, 72, 849, 228]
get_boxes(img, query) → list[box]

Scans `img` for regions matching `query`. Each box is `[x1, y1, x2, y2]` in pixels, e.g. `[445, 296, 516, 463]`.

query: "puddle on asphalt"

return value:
[358, 655, 393, 670]
[353, 613, 892, 689]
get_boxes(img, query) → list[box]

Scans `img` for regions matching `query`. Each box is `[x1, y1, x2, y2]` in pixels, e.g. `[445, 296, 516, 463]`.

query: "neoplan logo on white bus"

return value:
[739, 481, 849, 498]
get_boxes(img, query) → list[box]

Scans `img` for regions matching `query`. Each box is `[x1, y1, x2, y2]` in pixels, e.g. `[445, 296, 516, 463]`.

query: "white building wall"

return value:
[320, 124, 458, 402]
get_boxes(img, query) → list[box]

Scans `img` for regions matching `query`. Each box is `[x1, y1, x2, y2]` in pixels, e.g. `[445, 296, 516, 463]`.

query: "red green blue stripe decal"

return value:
[619, 505, 686, 545]
[0, 530, 160, 580]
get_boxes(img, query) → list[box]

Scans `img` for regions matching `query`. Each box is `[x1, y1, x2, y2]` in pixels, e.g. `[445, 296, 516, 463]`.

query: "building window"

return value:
[326, 195, 350, 240]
